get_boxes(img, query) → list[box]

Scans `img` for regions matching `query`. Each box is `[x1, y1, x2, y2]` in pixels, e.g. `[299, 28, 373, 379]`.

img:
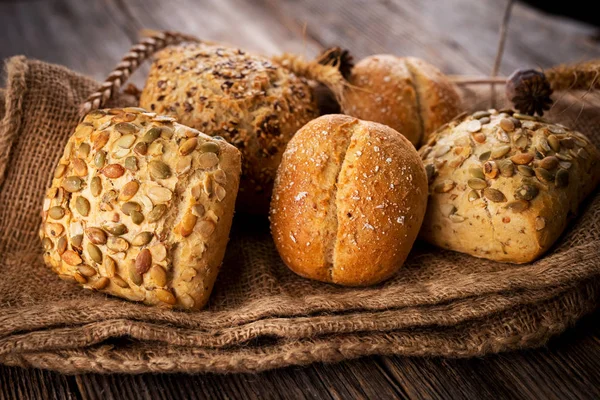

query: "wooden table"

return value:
[1, 0, 600, 398]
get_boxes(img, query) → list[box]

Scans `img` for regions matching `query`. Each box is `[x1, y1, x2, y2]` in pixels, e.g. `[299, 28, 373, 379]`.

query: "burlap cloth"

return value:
[0, 56, 599, 374]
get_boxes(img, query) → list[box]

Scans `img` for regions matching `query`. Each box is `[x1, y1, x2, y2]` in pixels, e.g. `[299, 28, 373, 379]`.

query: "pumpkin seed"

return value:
[539, 156, 558, 170]
[185, 128, 200, 138]
[179, 138, 198, 155]
[499, 160, 515, 177]
[133, 142, 148, 156]
[48, 206, 65, 220]
[434, 180, 456, 193]
[129, 263, 144, 286]
[515, 135, 528, 150]
[42, 237, 53, 251]
[75, 196, 90, 216]
[181, 268, 197, 282]
[479, 151, 491, 162]
[149, 160, 171, 179]
[92, 131, 110, 150]
[514, 113, 536, 121]
[435, 145, 451, 157]
[535, 216, 546, 231]
[449, 214, 466, 223]
[112, 275, 129, 288]
[483, 188, 506, 203]
[505, 200, 530, 213]
[515, 184, 539, 201]
[547, 135, 560, 152]
[200, 142, 220, 154]
[466, 120, 482, 133]
[57, 236, 67, 254]
[136, 248, 152, 275]
[90, 176, 102, 197]
[555, 169, 569, 188]
[425, 164, 435, 182]
[77, 143, 91, 158]
[62, 250, 82, 265]
[104, 256, 116, 277]
[124, 156, 138, 171]
[130, 210, 144, 225]
[499, 118, 515, 132]
[420, 146, 432, 160]
[147, 187, 172, 203]
[94, 151, 107, 169]
[510, 117, 521, 128]
[534, 167, 554, 183]
[176, 156, 192, 175]
[468, 190, 479, 202]
[497, 131, 510, 143]
[102, 164, 125, 179]
[115, 122, 139, 135]
[560, 137, 575, 149]
[85, 227, 107, 244]
[197, 219, 216, 238]
[71, 234, 83, 249]
[517, 165, 535, 177]
[106, 236, 129, 252]
[54, 164, 67, 179]
[148, 204, 168, 222]
[537, 137, 552, 155]
[203, 175, 213, 196]
[148, 265, 167, 287]
[491, 145, 511, 159]
[46, 222, 64, 237]
[160, 126, 174, 139]
[62, 176, 83, 192]
[577, 148, 589, 160]
[121, 201, 141, 216]
[440, 204, 457, 217]
[116, 134, 136, 149]
[472, 111, 491, 119]
[215, 184, 226, 201]
[156, 289, 176, 305]
[72, 158, 88, 177]
[177, 213, 197, 237]
[483, 161, 499, 179]
[132, 232, 153, 247]
[87, 243, 102, 263]
[59, 274, 77, 283]
[88, 110, 107, 118]
[142, 127, 161, 143]
[150, 243, 167, 262]
[90, 277, 110, 290]
[119, 181, 139, 201]
[558, 161, 572, 170]
[191, 204, 205, 217]
[472, 132, 486, 143]
[479, 117, 491, 125]
[510, 153, 533, 165]
[73, 272, 87, 284]
[468, 178, 487, 190]
[103, 223, 128, 236]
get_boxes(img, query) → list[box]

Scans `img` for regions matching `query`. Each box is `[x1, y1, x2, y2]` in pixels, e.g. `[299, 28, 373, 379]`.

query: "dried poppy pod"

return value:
[341, 55, 462, 147]
[139, 42, 345, 214]
[40, 108, 241, 310]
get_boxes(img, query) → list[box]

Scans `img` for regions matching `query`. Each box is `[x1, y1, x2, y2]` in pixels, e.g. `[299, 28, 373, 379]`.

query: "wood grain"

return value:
[1, 0, 600, 398]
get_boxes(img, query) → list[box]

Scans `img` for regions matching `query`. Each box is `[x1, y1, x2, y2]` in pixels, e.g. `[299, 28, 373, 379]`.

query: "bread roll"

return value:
[40, 108, 241, 309]
[342, 55, 461, 147]
[139, 42, 319, 214]
[270, 115, 428, 286]
[419, 110, 600, 263]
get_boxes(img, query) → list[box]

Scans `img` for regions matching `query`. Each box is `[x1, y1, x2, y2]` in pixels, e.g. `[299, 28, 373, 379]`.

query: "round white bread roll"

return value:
[270, 114, 428, 286]
[342, 55, 462, 147]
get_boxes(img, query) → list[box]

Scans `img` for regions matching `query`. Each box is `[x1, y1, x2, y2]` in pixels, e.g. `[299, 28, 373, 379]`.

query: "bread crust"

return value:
[40, 108, 241, 309]
[343, 55, 461, 147]
[419, 110, 600, 263]
[270, 114, 428, 286]
[139, 43, 318, 214]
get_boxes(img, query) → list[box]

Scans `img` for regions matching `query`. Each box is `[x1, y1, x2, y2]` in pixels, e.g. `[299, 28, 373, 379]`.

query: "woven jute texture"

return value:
[0, 57, 599, 374]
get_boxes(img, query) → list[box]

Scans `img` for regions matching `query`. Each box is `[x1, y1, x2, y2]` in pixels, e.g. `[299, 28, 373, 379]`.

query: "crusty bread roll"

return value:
[342, 55, 462, 147]
[40, 108, 241, 309]
[419, 109, 600, 263]
[270, 114, 428, 286]
[139, 42, 319, 214]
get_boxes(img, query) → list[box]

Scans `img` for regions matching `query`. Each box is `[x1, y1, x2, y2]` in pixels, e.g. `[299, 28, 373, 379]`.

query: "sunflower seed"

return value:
[124, 156, 138, 171]
[62, 176, 83, 192]
[59, 274, 76, 283]
[479, 151, 491, 162]
[534, 167, 554, 183]
[136, 249, 152, 275]
[215, 184, 227, 201]
[177, 213, 197, 237]
[483, 188, 506, 203]
[90, 176, 102, 197]
[539, 156, 558, 170]
[102, 164, 125, 179]
[548, 125, 565, 134]
[148, 265, 167, 287]
[90, 277, 110, 290]
[434, 180, 456, 193]
[472, 132, 486, 143]
[130, 210, 144, 225]
[73, 273, 87, 284]
[129, 263, 143, 286]
[142, 127, 162, 143]
[77, 143, 91, 158]
[517, 165, 535, 177]
[148, 187, 172, 203]
[104, 256, 116, 277]
[62, 250, 82, 265]
[558, 161, 572, 170]
[132, 232, 153, 247]
[425, 164, 435, 182]
[106, 236, 129, 253]
[449, 214, 466, 223]
[535, 216, 546, 231]
[119, 181, 139, 201]
[200, 142, 220, 154]
[515, 184, 539, 201]
[115, 122, 139, 135]
[93, 131, 110, 150]
[468, 178, 487, 190]
[555, 169, 569, 188]
[537, 137, 552, 155]
[578, 148, 589, 160]
[203, 175, 213, 196]
[472, 111, 491, 119]
[440, 204, 457, 217]
[156, 288, 176, 305]
[435, 145, 451, 157]
[510, 153, 533, 165]
[420, 146, 432, 160]
[87, 243, 102, 263]
[179, 138, 198, 155]
[514, 113, 536, 121]
[499, 118, 515, 132]
[112, 275, 129, 288]
[560, 138, 575, 149]
[547, 135, 560, 152]
[466, 120, 482, 133]
[491, 145, 511, 159]
[57, 236, 67, 254]
[103, 223, 128, 236]
[515, 135, 528, 150]
[48, 206, 65, 220]
[75, 196, 90, 216]
[54, 164, 67, 179]
[149, 160, 171, 179]
[497, 131, 510, 143]
[499, 159, 515, 177]
[42, 237, 53, 251]
[197, 219, 216, 238]
[121, 201, 141, 216]
[468, 190, 479, 202]
[483, 161, 499, 179]
[150, 243, 167, 262]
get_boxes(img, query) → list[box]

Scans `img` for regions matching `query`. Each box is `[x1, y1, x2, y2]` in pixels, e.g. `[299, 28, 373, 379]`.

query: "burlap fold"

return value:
[0, 57, 599, 374]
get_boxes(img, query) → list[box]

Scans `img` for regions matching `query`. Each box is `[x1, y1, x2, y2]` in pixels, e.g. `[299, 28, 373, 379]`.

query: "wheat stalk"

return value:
[78, 30, 200, 118]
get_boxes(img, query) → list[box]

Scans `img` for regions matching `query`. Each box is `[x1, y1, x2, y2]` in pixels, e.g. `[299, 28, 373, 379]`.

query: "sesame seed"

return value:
[364, 223, 375, 230]
[397, 216, 405, 224]
[290, 233, 297, 243]
[294, 192, 308, 201]
[386, 158, 392, 163]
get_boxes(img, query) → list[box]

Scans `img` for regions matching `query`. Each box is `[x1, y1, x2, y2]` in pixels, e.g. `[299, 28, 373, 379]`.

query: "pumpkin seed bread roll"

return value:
[419, 110, 600, 263]
[139, 42, 319, 214]
[40, 108, 241, 310]
[270, 115, 428, 286]
[342, 55, 462, 147]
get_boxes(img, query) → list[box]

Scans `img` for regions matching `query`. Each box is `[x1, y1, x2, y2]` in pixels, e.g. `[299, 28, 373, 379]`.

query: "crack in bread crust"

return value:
[404, 59, 425, 146]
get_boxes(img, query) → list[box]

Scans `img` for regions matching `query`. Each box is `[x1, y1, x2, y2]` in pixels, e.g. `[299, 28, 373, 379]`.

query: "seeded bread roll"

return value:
[419, 110, 600, 263]
[40, 108, 241, 310]
[342, 55, 462, 147]
[139, 42, 319, 214]
[270, 115, 428, 286]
